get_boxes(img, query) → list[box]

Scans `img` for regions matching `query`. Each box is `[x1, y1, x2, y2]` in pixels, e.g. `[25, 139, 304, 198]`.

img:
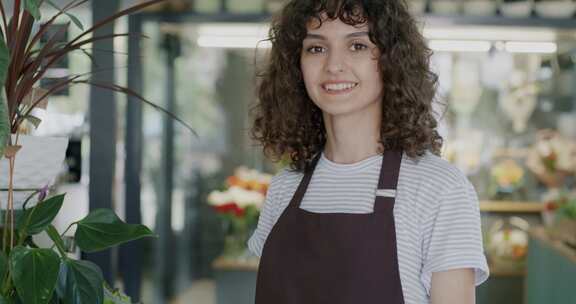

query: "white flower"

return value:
[489, 229, 528, 257]
[228, 186, 265, 208]
[235, 166, 273, 185]
[207, 186, 265, 209]
[207, 190, 232, 206]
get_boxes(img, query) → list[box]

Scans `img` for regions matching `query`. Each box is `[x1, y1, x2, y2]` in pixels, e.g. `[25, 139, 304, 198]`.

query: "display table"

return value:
[212, 256, 258, 304]
[526, 226, 576, 304]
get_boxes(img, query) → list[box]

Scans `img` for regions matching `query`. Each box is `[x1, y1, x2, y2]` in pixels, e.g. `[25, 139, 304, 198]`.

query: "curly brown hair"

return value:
[251, 0, 444, 172]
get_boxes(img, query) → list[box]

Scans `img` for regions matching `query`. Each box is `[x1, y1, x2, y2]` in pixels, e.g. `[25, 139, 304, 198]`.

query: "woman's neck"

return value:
[322, 106, 383, 164]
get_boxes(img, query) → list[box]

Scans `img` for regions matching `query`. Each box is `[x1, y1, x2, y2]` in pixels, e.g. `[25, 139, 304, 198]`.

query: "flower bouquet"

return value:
[489, 158, 526, 200]
[526, 129, 576, 189]
[207, 167, 271, 258]
[486, 216, 530, 272]
[541, 189, 576, 245]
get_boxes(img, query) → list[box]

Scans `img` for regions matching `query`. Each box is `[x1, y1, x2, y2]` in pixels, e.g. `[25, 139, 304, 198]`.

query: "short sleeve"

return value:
[420, 179, 490, 296]
[247, 171, 283, 257]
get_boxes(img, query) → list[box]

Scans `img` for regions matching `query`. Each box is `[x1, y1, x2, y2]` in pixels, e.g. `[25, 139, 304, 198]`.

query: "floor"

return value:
[169, 280, 216, 304]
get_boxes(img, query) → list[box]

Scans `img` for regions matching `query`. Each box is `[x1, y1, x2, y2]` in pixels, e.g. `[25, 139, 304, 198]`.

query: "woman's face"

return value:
[300, 15, 383, 118]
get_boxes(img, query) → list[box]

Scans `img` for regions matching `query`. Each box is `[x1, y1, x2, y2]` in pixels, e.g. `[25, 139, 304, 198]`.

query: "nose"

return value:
[325, 49, 346, 74]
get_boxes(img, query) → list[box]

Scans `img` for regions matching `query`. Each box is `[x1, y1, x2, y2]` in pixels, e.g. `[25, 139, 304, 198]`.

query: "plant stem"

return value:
[7, 133, 19, 251]
[60, 222, 75, 238]
[49, 222, 76, 251]
[46, 225, 67, 259]
[2, 133, 20, 253]
[8, 156, 14, 249]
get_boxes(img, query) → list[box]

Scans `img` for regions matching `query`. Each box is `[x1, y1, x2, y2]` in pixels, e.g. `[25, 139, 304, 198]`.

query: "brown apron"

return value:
[255, 149, 405, 304]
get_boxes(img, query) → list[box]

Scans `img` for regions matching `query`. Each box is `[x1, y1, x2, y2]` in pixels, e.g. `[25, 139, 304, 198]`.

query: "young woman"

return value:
[248, 1, 489, 303]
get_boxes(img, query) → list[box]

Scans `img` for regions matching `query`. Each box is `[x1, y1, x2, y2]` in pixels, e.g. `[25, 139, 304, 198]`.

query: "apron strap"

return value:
[288, 152, 321, 208]
[377, 150, 403, 191]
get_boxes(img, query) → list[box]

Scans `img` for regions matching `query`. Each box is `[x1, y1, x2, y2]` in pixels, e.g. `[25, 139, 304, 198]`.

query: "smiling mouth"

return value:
[322, 82, 358, 93]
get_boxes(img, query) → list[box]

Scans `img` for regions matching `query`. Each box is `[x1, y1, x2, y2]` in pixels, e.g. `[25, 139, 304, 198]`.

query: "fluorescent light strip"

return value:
[194, 23, 558, 53]
[505, 41, 557, 53]
[423, 27, 557, 42]
[428, 40, 491, 52]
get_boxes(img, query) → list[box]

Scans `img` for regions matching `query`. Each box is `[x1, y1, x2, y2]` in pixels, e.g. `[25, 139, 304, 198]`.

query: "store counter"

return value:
[212, 256, 258, 304]
[526, 226, 576, 304]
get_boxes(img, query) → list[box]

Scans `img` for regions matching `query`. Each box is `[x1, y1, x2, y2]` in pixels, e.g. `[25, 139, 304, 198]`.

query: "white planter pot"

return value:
[463, 0, 498, 16]
[431, 0, 462, 15]
[194, 0, 221, 13]
[227, 0, 264, 13]
[535, 1, 576, 18]
[500, 1, 533, 17]
[0, 135, 69, 209]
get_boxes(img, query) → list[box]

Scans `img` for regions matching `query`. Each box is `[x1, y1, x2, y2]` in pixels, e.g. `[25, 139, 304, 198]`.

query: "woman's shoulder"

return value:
[402, 150, 472, 194]
[266, 166, 305, 198]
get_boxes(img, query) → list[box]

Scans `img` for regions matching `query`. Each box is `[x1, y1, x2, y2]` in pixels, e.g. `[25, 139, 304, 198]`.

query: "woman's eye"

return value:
[306, 46, 325, 54]
[350, 43, 368, 51]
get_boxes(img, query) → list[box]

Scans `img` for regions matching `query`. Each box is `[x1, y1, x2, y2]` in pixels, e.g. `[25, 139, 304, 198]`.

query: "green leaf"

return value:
[103, 284, 131, 304]
[10, 246, 60, 304]
[56, 259, 103, 304]
[0, 294, 21, 304]
[24, 0, 42, 20]
[0, 38, 10, 158]
[17, 194, 65, 236]
[75, 209, 155, 253]
[45, 0, 84, 31]
[46, 225, 67, 258]
[0, 251, 8, 284]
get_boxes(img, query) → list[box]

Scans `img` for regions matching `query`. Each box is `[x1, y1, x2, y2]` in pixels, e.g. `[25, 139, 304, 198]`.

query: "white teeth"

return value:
[324, 83, 357, 91]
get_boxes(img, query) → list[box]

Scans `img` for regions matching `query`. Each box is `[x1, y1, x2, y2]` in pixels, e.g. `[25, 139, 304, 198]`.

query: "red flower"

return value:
[213, 202, 245, 217]
[544, 201, 558, 211]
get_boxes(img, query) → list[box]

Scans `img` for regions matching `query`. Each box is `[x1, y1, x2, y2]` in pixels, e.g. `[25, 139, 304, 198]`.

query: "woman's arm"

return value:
[430, 268, 476, 304]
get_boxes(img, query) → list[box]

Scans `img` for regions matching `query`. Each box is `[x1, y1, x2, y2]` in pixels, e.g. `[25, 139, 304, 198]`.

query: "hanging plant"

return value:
[0, 0, 195, 303]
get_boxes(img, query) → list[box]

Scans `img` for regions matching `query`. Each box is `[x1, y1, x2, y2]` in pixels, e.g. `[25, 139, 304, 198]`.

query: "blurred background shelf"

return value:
[138, 11, 576, 30]
[488, 266, 526, 277]
[480, 201, 545, 213]
[212, 256, 259, 272]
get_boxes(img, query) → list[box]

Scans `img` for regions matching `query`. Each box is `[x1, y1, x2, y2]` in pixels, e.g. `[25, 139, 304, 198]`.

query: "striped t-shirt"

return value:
[248, 150, 489, 304]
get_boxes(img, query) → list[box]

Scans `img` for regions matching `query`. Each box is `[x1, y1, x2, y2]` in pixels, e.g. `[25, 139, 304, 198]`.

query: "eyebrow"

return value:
[304, 31, 369, 40]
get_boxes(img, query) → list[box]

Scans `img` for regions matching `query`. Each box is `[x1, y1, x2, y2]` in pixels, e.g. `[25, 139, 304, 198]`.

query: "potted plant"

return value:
[207, 167, 271, 259]
[0, 0, 196, 303]
[534, 0, 576, 18]
[542, 190, 576, 245]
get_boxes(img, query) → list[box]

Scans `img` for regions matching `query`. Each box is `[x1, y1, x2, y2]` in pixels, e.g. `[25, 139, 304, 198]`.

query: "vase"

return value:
[0, 134, 69, 209]
[222, 231, 249, 258]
